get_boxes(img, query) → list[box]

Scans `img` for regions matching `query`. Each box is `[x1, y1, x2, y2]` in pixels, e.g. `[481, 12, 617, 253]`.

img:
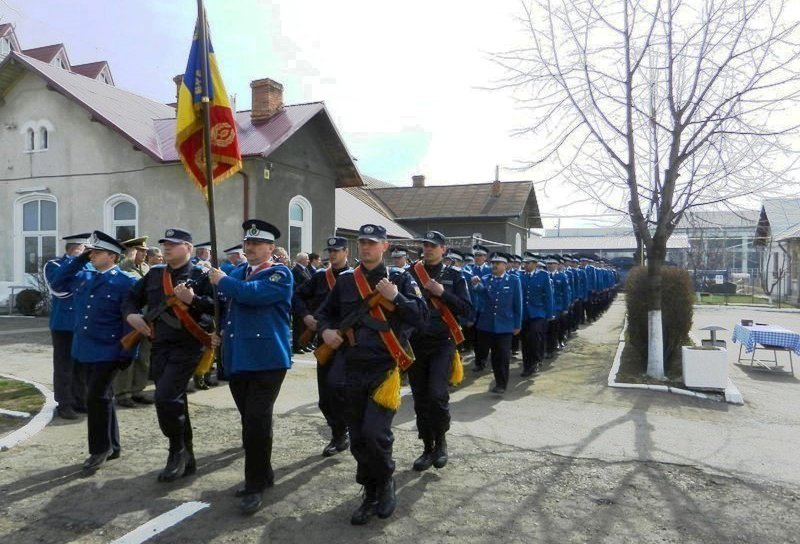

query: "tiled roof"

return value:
[1, 51, 362, 187]
[680, 209, 761, 229]
[71, 61, 109, 80]
[361, 174, 396, 189]
[760, 197, 800, 239]
[335, 188, 414, 239]
[527, 233, 691, 252]
[369, 181, 542, 226]
[0, 23, 12, 37]
[21, 43, 66, 64]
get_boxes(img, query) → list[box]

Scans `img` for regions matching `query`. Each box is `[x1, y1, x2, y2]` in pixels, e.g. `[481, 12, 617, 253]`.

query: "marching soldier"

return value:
[209, 219, 293, 515]
[520, 253, 554, 376]
[472, 252, 522, 394]
[316, 224, 427, 525]
[50, 231, 137, 472]
[408, 231, 471, 472]
[469, 244, 491, 370]
[389, 245, 411, 270]
[221, 244, 245, 274]
[292, 236, 352, 457]
[43, 233, 91, 420]
[115, 236, 152, 409]
[122, 228, 216, 483]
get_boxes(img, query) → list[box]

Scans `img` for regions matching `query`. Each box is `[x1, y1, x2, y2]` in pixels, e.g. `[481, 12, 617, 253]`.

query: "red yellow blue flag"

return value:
[175, 18, 241, 197]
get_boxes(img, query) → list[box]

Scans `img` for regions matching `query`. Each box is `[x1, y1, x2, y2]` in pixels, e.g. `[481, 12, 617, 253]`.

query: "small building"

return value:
[528, 231, 690, 264]
[755, 197, 800, 301]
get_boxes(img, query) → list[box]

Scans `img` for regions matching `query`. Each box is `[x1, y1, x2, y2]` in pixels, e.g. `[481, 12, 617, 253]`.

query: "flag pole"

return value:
[196, 0, 219, 268]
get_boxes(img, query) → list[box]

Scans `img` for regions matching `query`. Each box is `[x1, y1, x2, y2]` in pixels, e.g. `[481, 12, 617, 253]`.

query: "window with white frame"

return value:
[25, 128, 34, 151]
[0, 38, 10, 57]
[20, 197, 58, 274]
[104, 194, 138, 241]
[288, 195, 312, 256]
[39, 127, 48, 150]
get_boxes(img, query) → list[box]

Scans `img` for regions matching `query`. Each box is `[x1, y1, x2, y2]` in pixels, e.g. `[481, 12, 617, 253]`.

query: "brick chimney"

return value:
[250, 78, 284, 124]
[172, 74, 183, 103]
[412, 175, 426, 188]
[492, 165, 501, 197]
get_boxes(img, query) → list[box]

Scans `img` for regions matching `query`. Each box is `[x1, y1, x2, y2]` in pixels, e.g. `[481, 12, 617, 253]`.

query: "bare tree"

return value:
[496, 0, 800, 378]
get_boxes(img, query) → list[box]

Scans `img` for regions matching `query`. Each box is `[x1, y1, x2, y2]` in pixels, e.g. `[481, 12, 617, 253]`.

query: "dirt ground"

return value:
[1, 305, 799, 543]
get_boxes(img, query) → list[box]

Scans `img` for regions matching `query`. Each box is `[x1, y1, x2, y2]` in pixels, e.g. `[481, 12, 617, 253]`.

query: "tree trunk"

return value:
[646, 241, 667, 380]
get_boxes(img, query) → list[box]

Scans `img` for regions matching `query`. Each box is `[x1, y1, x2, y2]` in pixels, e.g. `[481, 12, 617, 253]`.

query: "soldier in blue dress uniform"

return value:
[208, 220, 293, 515]
[468, 244, 492, 370]
[520, 253, 554, 376]
[408, 231, 471, 472]
[316, 224, 427, 525]
[473, 252, 522, 394]
[44, 232, 91, 420]
[293, 236, 352, 457]
[220, 244, 245, 274]
[389, 245, 411, 270]
[123, 228, 216, 483]
[50, 231, 137, 473]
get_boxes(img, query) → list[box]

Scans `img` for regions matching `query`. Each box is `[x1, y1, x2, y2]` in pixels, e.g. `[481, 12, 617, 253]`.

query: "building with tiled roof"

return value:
[0, 30, 365, 292]
[755, 197, 800, 301]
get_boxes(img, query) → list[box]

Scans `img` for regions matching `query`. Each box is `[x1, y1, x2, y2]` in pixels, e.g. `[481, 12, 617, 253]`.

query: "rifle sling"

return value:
[162, 270, 212, 349]
[413, 261, 465, 345]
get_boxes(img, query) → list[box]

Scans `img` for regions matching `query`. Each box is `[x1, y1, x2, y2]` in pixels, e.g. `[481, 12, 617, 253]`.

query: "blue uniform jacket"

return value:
[467, 263, 491, 314]
[315, 264, 428, 365]
[474, 273, 522, 334]
[50, 254, 136, 363]
[44, 254, 80, 331]
[220, 261, 236, 274]
[584, 265, 597, 294]
[217, 262, 293, 375]
[552, 271, 571, 313]
[575, 267, 588, 300]
[522, 270, 554, 320]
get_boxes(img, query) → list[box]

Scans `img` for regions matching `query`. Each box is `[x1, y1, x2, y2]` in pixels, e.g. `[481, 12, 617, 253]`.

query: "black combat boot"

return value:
[183, 443, 196, 477]
[375, 478, 396, 519]
[350, 484, 378, 525]
[432, 434, 448, 469]
[157, 448, 188, 482]
[322, 432, 350, 457]
[412, 438, 435, 471]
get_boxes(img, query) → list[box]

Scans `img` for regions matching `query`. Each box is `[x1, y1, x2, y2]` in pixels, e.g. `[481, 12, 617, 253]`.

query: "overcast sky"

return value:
[1, 0, 780, 230]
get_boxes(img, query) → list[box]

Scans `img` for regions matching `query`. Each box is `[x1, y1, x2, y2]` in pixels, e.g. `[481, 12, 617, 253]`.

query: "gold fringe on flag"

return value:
[194, 348, 215, 377]
[449, 349, 464, 386]
[372, 366, 401, 410]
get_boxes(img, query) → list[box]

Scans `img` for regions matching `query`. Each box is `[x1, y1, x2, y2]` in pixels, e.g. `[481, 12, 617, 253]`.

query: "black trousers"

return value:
[558, 313, 569, 344]
[331, 356, 396, 486]
[472, 313, 488, 368]
[51, 330, 87, 410]
[85, 362, 121, 455]
[522, 318, 546, 371]
[229, 369, 286, 493]
[317, 360, 346, 438]
[292, 314, 306, 351]
[546, 318, 559, 354]
[476, 330, 512, 389]
[408, 337, 453, 440]
[151, 344, 200, 454]
[573, 300, 584, 328]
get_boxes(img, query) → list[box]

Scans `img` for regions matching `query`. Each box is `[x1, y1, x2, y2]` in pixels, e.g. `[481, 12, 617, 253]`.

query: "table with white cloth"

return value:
[732, 324, 799, 375]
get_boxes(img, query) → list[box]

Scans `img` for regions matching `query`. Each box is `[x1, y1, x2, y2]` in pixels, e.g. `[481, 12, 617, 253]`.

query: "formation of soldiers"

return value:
[41, 222, 616, 524]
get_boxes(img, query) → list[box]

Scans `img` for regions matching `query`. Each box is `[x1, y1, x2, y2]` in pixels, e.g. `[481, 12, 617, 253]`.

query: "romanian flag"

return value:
[175, 18, 241, 197]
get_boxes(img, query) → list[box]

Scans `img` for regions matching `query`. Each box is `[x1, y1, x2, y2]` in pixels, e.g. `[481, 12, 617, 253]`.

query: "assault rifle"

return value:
[120, 278, 199, 352]
[314, 291, 396, 365]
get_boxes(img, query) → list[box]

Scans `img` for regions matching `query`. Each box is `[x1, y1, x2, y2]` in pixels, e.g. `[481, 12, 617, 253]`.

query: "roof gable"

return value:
[72, 61, 114, 85]
[756, 197, 800, 242]
[22, 43, 70, 69]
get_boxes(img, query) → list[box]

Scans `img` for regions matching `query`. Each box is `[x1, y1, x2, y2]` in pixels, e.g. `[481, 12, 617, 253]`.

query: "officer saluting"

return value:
[50, 231, 137, 472]
[472, 252, 522, 394]
[123, 228, 216, 483]
[292, 236, 351, 457]
[316, 224, 427, 525]
[208, 219, 293, 515]
[44, 232, 91, 420]
[408, 231, 471, 472]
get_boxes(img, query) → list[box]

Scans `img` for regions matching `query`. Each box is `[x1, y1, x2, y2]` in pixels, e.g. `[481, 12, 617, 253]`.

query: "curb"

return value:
[607, 316, 744, 405]
[693, 304, 800, 313]
[0, 373, 56, 451]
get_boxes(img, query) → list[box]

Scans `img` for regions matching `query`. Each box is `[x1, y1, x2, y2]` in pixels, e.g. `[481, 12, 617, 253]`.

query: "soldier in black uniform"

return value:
[407, 231, 471, 472]
[122, 228, 216, 482]
[292, 236, 351, 457]
[316, 224, 427, 525]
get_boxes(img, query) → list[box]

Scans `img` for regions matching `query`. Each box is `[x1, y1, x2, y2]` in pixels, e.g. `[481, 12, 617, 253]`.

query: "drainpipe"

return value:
[240, 170, 250, 220]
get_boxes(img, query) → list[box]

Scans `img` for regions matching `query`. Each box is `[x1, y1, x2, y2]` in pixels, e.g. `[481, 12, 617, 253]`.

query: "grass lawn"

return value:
[0, 378, 44, 437]
[696, 294, 770, 305]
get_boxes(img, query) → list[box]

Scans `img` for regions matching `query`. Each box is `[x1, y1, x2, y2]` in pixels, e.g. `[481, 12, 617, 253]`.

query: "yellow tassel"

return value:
[449, 349, 464, 386]
[194, 348, 214, 376]
[372, 366, 401, 411]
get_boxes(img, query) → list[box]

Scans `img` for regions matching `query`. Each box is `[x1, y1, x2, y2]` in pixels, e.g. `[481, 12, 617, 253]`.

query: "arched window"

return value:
[25, 128, 34, 151]
[38, 127, 48, 150]
[288, 195, 312, 256]
[104, 194, 138, 241]
[15, 194, 58, 276]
